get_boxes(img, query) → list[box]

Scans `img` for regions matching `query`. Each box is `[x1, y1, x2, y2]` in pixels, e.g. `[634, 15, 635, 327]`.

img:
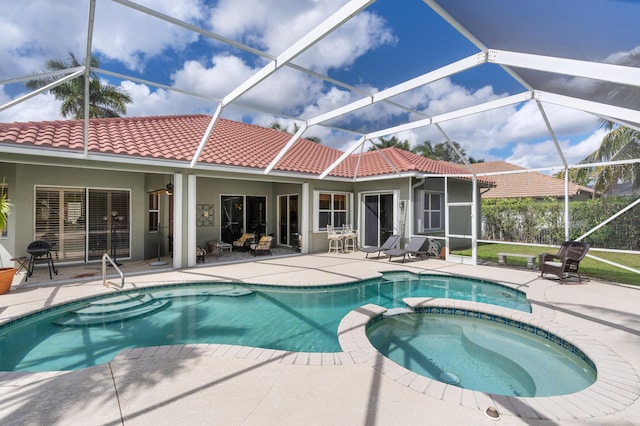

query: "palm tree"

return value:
[269, 121, 321, 143]
[412, 140, 482, 164]
[368, 136, 411, 151]
[26, 53, 132, 119]
[0, 179, 12, 233]
[412, 140, 436, 157]
[579, 123, 640, 195]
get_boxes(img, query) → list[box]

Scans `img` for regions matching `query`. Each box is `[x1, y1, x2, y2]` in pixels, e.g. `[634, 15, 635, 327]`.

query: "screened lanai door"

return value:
[444, 176, 476, 265]
[363, 193, 395, 247]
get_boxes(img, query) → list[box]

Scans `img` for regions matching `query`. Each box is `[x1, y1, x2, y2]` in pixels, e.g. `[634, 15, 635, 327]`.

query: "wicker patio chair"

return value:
[539, 241, 590, 282]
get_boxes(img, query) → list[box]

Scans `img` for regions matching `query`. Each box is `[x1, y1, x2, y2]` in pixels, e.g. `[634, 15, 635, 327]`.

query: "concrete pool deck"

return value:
[0, 252, 638, 425]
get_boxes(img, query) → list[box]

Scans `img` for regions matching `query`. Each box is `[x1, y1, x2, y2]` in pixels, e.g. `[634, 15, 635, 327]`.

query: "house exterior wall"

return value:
[1, 159, 483, 268]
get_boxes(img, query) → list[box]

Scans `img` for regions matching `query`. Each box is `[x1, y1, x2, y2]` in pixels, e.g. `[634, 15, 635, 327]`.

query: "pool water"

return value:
[367, 313, 597, 397]
[0, 273, 529, 372]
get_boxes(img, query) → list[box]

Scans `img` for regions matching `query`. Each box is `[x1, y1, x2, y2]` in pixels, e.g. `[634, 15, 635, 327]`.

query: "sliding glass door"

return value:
[363, 193, 394, 247]
[278, 194, 299, 246]
[34, 187, 130, 262]
[220, 195, 267, 243]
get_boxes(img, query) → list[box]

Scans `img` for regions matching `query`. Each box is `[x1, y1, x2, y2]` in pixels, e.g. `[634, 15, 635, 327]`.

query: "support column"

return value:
[172, 172, 183, 269]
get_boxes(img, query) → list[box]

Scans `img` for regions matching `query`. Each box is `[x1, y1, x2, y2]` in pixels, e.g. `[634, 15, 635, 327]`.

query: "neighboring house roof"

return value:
[0, 114, 490, 182]
[607, 182, 640, 196]
[470, 161, 593, 199]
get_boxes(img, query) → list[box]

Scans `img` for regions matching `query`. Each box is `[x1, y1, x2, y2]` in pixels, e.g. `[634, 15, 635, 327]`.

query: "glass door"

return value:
[278, 195, 299, 247]
[220, 195, 267, 242]
[363, 193, 394, 247]
[87, 190, 130, 261]
[35, 187, 130, 262]
[35, 187, 86, 262]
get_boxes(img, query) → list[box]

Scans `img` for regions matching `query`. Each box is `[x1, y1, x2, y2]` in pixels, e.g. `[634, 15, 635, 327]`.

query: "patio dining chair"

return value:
[342, 224, 358, 252]
[326, 225, 344, 254]
[539, 241, 590, 282]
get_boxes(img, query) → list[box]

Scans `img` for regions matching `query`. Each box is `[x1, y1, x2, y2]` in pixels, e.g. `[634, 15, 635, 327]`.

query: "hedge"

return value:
[481, 196, 640, 250]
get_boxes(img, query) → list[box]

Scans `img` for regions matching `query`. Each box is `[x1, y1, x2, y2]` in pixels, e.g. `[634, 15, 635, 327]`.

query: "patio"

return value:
[1, 253, 639, 425]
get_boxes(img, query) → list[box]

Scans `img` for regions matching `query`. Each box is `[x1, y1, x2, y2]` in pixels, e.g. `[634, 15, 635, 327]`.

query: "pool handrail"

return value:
[102, 252, 125, 288]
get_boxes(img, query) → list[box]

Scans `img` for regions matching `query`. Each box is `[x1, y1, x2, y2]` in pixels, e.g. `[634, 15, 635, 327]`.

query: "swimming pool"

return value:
[367, 310, 597, 397]
[0, 272, 529, 372]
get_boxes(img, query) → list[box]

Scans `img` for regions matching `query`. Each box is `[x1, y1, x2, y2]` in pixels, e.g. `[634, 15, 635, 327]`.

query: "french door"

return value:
[363, 193, 394, 247]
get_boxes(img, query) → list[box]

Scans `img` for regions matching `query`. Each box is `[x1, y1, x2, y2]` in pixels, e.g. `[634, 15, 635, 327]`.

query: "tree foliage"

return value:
[368, 135, 411, 151]
[26, 53, 132, 119]
[412, 140, 483, 164]
[581, 125, 640, 195]
[557, 124, 640, 197]
[0, 179, 12, 232]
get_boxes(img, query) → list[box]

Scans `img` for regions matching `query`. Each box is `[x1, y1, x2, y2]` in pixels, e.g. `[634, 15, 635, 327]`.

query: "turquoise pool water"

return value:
[367, 312, 597, 397]
[0, 272, 529, 372]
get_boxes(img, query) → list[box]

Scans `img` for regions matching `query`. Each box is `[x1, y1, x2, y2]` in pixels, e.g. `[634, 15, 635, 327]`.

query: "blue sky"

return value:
[2, 0, 632, 170]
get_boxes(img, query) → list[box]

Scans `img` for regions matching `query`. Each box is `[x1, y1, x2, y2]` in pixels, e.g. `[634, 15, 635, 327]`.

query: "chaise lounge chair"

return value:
[384, 235, 430, 263]
[539, 240, 590, 282]
[360, 234, 401, 259]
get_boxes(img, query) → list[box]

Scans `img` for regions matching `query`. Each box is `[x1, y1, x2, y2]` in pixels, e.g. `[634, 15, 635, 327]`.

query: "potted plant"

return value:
[0, 179, 16, 294]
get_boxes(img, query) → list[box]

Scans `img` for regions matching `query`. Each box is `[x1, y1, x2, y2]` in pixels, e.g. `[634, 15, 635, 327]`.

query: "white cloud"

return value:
[208, 0, 395, 73]
[92, 0, 204, 72]
[208, 0, 347, 54]
[506, 128, 608, 169]
[0, 0, 89, 78]
[0, 86, 62, 122]
[171, 55, 256, 99]
[295, 10, 397, 73]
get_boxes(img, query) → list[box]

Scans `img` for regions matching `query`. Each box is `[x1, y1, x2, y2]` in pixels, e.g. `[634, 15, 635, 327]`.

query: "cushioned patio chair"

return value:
[384, 235, 430, 263]
[250, 235, 273, 256]
[232, 232, 255, 251]
[539, 241, 590, 282]
[360, 234, 401, 259]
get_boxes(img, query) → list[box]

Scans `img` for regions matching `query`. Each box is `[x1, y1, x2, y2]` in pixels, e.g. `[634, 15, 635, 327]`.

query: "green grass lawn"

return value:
[453, 243, 640, 286]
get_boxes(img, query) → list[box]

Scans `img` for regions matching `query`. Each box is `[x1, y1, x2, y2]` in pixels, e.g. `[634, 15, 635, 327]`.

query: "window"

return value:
[148, 193, 159, 232]
[315, 191, 350, 231]
[422, 192, 442, 231]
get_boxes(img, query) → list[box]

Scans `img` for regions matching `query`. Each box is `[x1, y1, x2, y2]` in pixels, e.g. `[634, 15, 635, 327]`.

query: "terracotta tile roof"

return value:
[470, 161, 593, 198]
[0, 114, 488, 180]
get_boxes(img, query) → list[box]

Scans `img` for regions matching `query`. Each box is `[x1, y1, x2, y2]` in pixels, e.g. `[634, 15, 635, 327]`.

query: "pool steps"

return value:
[52, 286, 253, 328]
[74, 294, 158, 316]
[52, 298, 172, 327]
